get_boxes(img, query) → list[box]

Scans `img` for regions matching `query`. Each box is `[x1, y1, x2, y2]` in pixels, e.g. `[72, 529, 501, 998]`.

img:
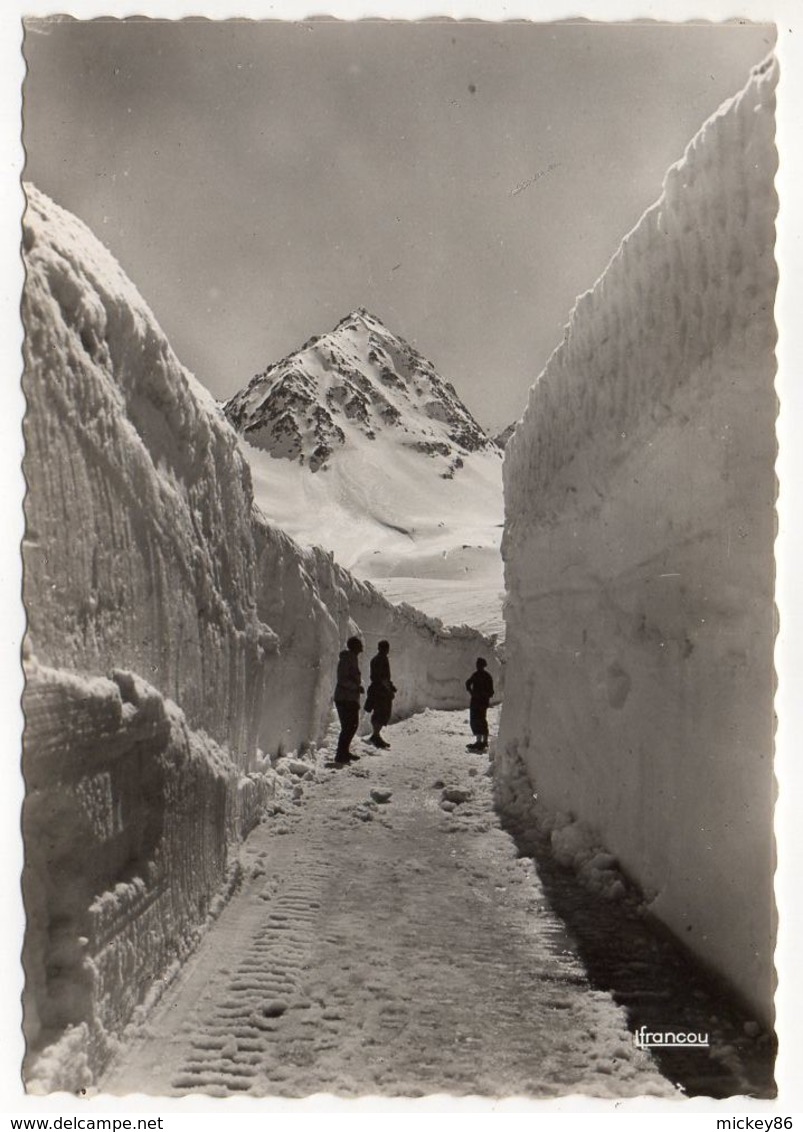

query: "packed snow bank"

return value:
[498, 59, 777, 1025]
[21, 657, 252, 1090]
[21, 184, 499, 1088]
[22, 185, 274, 760]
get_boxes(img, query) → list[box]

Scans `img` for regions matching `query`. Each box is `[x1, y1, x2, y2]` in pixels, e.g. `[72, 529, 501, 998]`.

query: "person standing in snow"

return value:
[364, 639, 396, 749]
[333, 636, 364, 764]
[465, 657, 494, 752]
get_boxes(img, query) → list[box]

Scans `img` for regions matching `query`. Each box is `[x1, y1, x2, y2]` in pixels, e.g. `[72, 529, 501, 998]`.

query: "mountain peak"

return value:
[224, 312, 496, 474]
[337, 306, 377, 324]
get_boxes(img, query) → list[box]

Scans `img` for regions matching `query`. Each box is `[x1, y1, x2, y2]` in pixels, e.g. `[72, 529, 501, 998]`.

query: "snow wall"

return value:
[21, 184, 500, 1087]
[497, 58, 777, 1025]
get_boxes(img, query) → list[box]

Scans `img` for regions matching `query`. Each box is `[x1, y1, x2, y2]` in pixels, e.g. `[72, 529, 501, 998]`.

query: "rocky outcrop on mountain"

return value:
[224, 308, 495, 477]
[493, 422, 517, 450]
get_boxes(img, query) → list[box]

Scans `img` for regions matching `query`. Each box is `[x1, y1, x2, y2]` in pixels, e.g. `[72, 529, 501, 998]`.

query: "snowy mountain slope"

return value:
[224, 310, 505, 626]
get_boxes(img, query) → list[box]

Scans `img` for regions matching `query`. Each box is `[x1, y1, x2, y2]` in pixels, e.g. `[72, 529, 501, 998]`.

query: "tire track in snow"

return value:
[101, 823, 345, 1096]
[170, 880, 327, 1095]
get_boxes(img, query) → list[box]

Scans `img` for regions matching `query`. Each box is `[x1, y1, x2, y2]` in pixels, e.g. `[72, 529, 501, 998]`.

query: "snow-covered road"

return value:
[99, 708, 673, 1100]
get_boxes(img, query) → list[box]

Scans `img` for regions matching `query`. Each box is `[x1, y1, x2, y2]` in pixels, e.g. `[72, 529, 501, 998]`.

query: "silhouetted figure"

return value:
[465, 657, 494, 752]
[333, 636, 363, 764]
[364, 639, 396, 749]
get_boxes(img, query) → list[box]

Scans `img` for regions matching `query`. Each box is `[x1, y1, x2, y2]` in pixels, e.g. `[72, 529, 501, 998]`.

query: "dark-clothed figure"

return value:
[465, 657, 494, 752]
[334, 636, 363, 763]
[364, 640, 396, 749]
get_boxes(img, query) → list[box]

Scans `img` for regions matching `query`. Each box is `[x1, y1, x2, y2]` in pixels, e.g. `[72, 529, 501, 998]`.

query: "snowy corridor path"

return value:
[100, 709, 672, 1099]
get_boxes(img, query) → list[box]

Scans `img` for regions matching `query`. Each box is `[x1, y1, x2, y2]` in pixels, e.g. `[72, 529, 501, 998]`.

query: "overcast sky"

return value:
[22, 17, 775, 431]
